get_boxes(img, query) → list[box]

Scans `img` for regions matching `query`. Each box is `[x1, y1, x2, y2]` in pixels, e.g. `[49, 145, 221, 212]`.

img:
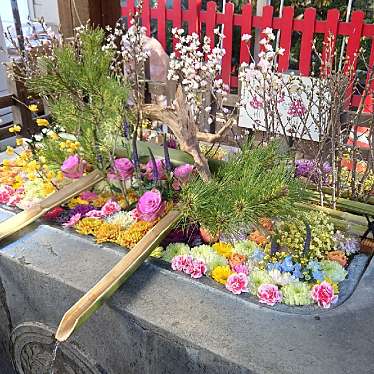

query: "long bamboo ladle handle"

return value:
[55, 209, 181, 342]
[0, 170, 104, 242]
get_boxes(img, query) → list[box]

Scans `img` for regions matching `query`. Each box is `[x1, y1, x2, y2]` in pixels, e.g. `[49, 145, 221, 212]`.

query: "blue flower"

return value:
[292, 262, 303, 279]
[280, 255, 294, 272]
[267, 262, 282, 272]
[251, 248, 265, 262]
[312, 269, 324, 281]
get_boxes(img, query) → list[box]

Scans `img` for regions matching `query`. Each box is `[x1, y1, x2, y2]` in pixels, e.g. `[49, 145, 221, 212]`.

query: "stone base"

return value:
[0, 207, 373, 374]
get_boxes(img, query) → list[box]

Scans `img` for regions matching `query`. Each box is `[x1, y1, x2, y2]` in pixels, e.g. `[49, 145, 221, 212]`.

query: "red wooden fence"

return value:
[121, 1, 374, 107]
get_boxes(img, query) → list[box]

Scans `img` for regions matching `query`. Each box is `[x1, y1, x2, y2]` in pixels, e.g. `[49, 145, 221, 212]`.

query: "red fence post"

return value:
[322, 8, 340, 71]
[168, 0, 182, 50]
[205, 1, 217, 51]
[152, 0, 167, 49]
[142, 0, 151, 36]
[277, 6, 294, 72]
[220, 2, 234, 88]
[299, 7, 316, 76]
[239, 3, 253, 65]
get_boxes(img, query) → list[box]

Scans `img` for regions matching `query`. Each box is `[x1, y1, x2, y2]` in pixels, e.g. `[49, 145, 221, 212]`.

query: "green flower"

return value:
[234, 240, 257, 257]
[320, 260, 348, 283]
[150, 246, 163, 258]
[282, 281, 313, 306]
[162, 243, 190, 262]
[248, 269, 273, 295]
[190, 245, 227, 273]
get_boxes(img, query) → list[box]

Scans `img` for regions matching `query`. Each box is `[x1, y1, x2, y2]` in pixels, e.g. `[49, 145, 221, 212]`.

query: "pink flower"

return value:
[144, 159, 166, 181]
[134, 189, 165, 222]
[80, 191, 98, 201]
[311, 281, 338, 309]
[172, 164, 194, 190]
[189, 259, 207, 279]
[257, 284, 282, 306]
[249, 96, 263, 110]
[107, 158, 134, 181]
[0, 185, 14, 204]
[171, 255, 193, 272]
[233, 263, 249, 275]
[287, 99, 306, 117]
[63, 213, 82, 227]
[85, 209, 102, 218]
[226, 273, 249, 295]
[61, 155, 87, 179]
[100, 199, 121, 217]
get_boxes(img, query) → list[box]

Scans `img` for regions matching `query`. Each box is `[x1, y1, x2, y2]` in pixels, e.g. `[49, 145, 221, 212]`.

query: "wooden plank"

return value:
[57, 0, 74, 37]
[299, 7, 316, 76]
[0, 95, 13, 109]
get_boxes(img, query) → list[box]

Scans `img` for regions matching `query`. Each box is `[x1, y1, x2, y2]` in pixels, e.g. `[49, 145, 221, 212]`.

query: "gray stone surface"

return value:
[0, 207, 373, 374]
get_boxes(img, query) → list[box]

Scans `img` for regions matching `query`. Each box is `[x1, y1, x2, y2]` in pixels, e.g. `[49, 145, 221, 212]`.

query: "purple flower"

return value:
[144, 159, 166, 181]
[295, 159, 332, 184]
[61, 155, 87, 179]
[70, 204, 95, 216]
[162, 224, 202, 247]
[107, 158, 134, 181]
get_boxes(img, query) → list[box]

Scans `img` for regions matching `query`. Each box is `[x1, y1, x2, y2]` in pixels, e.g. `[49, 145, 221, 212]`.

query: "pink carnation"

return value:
[171, 255, 193, 272]
[80, 191, 98, 201]
[0, 185, 15, 205]
[226, 273, 249, 295]
[257, 284, 282, 306]
[172, 164, 194, 190]
[189, 259, 207, 279]
[134, 189, 165, 222]
[100, 199, 121, 217]
[61, 155, 87, 179]
[107, 158, 134, 181]
[233, 263, 249, 275]
[85, 209, 103, 218]
[144, 159, 166, 181]
[311, 281, 338, 309]
[63, 213, 82, 227]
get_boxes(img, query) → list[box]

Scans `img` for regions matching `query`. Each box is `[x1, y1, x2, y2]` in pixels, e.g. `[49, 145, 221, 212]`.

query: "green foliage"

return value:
[27, 26, 129, 170]
[179, 142, 307, 237]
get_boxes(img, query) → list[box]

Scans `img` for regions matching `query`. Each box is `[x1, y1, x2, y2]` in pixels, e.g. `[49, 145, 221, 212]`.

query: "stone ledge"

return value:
[0, 207, 373, 373]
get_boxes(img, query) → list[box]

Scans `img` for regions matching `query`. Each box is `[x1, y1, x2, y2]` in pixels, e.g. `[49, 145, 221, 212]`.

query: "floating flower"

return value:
[100, 199, 121, 217]
[94, 223, 122, 244]
[107, 158, 134, 181]
[233, 240, 257, 257]
[311, 281, 338, 308]
[116, 220, 156, 248]
[190, 245, 227, 273]
[61, 155, 87, 179]
[226, 273, 249, 295]
[320, 260, 348, 283]
[212, 242, 233, 258]
[106, 211, 134, 229]
[80, 191, 98, 201]
[172, 164, 194, 190]
[134, 189, 165, 222]
[257, 284, 282, 306]
[44, 207, 64, 221]
[71, 204, 95, 216]
[171, 255, 193, 273]
[268, 269, 293, 286]
[28, 104, 38, 112]
[162, 224, 203, 248]
[229, 253, 247, 268]
[233, 263, 249, 275]
[163, 243, 191, 262]
[327, 250, 347, 267]
[74, 217, 102, 236]
[248, 269, 273, 295]
[67, 197, 90, 209]
[36, 118, 49, 127]
[85, 209, 103, 218]
[189, 259, 207, 278]
[282, 281, 313, 306]
[144, 159, 166, 181]
[212, 265, 232, 285]
[150, 246, 164, 258]
[248, 230, 268, 246]
[63, 213, 82, 227]
[0, 185, 15, 205]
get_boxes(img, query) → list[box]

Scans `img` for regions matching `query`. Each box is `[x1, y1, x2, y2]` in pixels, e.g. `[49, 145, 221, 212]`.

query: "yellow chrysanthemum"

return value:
[28, 104, 38, 112]
[9, 124, 21, 133]
[94, 223, 122, 244]
[75, 218, 102, 236]
[67, 197, 89, 208]
[212, 242, 233, 258]
[36, 118, 49, 127]
[116, 220, 156, 249]
[211, 265, 233, 285]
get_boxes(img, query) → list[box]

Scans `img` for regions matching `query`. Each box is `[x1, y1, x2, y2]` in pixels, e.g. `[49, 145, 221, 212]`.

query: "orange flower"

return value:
[248, 230, 268, 246]
[259, 217, 273, 231]
[327, 250, 347, 267]
[229, 253, 247, 268]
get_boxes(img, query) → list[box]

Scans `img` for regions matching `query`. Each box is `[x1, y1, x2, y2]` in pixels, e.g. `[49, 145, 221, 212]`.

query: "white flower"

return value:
[241, 33, 252, 42]
[277, 47, 285, 55]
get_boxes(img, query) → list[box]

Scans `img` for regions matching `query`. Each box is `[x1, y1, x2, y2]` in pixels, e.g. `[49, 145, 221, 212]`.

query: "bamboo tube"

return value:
[0, 170, 104, 241]
[55, 209, 182, 342]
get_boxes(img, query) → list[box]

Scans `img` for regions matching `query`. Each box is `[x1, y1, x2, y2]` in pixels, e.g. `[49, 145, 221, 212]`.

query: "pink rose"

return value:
[144, 159, 166, 181]
[172, 164, 194, 190]
[226, 273, 249, 295]
[257, 284, 282, 306]
[100, 199, 121, 217]
[135, 189, 165, 222]
[63, 213, 82, 227]
[108, 158, 134, 181]
[311, 281, 338, 309]
[80, 191, 98, 201]
[61, 155, 87, 179]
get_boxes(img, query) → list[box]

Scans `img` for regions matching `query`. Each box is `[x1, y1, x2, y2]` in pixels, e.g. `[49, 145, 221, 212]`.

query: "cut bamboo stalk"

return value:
[55, 209, 182, 342]
[0, 170, 104, 241]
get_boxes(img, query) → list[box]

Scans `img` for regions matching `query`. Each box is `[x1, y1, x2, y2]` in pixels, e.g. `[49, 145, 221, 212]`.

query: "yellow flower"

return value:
[116, 220, 156, 248]
[94, 223, 122, 244]
[9, 124, 21, 133]
[2, 159, 11, 167]
[42, 182, 55, 196]
[92, 196, 108, 208]
[150, 246, 163, 258]
[75, 218, 102, 236]
[48, 131, 59, 140]
[67, 197, 89, 208]
[36, 118, 49, 127]
[15, 138, 24, 146]
[56, 171, 64, 182]
[212, 242, 233, 258]
[211, 265, 233, 285]
[5, 146, 14, 156]
[28, 104, 38, 112]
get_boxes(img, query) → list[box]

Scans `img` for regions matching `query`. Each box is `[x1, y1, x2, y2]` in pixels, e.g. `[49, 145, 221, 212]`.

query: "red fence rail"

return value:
[121, 1, 374, 107]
